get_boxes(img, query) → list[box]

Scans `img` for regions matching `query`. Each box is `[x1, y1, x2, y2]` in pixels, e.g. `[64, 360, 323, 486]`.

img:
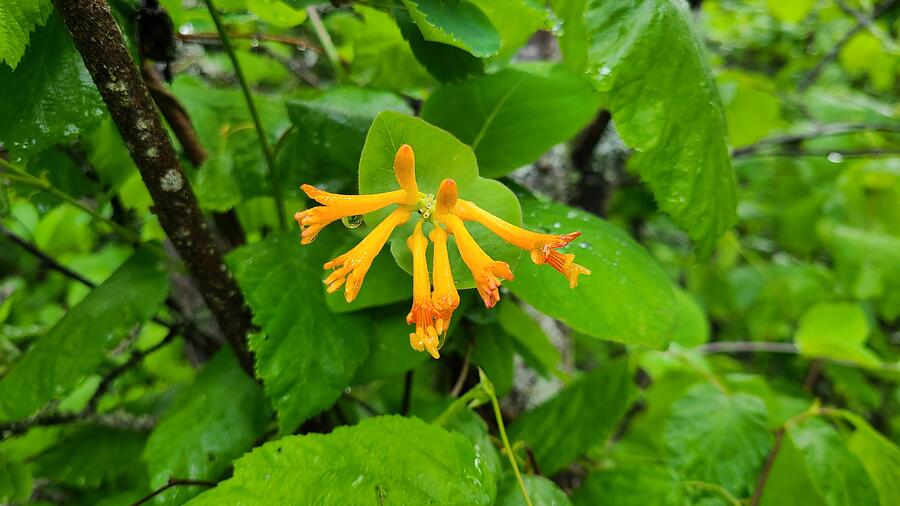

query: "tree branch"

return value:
[177, 32, 320, 52]
[732, 123, 900, 157]
[141, 61, 207, 168]
[798, 0, 897, 91]
[53, 0, 255, 375]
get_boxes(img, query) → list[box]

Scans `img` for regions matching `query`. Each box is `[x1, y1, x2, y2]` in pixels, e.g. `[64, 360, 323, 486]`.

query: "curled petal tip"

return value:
[560, 231, 582, 245]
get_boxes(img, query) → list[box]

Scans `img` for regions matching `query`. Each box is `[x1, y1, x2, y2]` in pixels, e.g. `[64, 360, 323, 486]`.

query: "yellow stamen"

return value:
[406, 221, 441, 359]
[394, 144, 419, 206]
[453, 198, 590, 286]
[429, 225, 459, 330]
[295, 184, 406, 244]
[324, 208, 411, 302]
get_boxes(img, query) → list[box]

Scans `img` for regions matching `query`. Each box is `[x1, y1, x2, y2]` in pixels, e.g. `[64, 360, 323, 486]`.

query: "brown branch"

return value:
[53, 0, 255, 375]
[732, 123, 900, 157]
[177, 31, 320, 52]
[141, 61, 207, 167]
[570, 110, 613, 216]
[798, 0, 897, 91]
[735, 148, 900, 159]
[130, 478, 216, 506]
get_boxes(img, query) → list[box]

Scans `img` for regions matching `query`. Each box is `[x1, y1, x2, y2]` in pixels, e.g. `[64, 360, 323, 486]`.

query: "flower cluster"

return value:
[295, 145, 590, 359]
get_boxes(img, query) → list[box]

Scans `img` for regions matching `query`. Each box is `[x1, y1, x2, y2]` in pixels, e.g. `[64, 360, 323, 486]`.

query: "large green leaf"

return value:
[508, 359, 634, 475]
[0, 249, 168, 422]
[34, 425, 146, 489]
[421, 64, 602, 177]
[358, 111, 522, 289]
[228, 232, 369, 434]
[185, 415, 497, 505]
[795, 302, 881, 369]
[572, 463, 685, 506]
[0, 15, 105, 161]
[507, 199, 675, 348]
[583, 0, 737, 255]
[0, 0, 52, 69]
[664, 383, 772, 497]
[843, 412, 900, 506]
[143, 349, 270, 505]
[401, 0, 500, 57]
[760, 418, 879, 506]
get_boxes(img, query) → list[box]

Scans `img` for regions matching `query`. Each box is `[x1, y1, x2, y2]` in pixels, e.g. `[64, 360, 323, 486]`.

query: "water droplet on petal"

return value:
[342, 215, 364, 228]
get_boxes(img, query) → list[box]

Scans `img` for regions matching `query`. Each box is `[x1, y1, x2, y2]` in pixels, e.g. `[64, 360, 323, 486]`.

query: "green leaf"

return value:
[352, 305, 429, 384]
[671, 287, 709, 347]
[507, 199, 676, 348]
[795, 302, 880, 369]
[0, 15, 105, 161]
[245, 0, 307, 27]
[509, 359, 635, 475]
[0, 249, 168, 422]
[584, 0, 737, 255]
[0, 451, 32, 503]
[421, 64, 602, 177]
[760, 418, 879, 506]
[497, 474, 572, 506]
[325, 239, 411, 313]
[228, 232, 369, 434]
[717, 70, 783, 149]
[551, 0, 588, 71]
[185, 415, 497, 505]
[573, 463, 685, 506]
[471, 323, 515, 397]
[766, 0, 815, 23]
[34, 425, 146, 488]
[143, 349, 271, 505]
[664, 383, 772, 496]
[194, 155, 242, 212]
[0, 0, 52, 69]
[358, 111, 523, 289]
[401, 0, 501, 57]
[395, 8, 485, 83]
[496, 300, 560, 377]
[327, 6, 434, 92]
[468, 0, 546, 62]
[842, 412, 900, 506]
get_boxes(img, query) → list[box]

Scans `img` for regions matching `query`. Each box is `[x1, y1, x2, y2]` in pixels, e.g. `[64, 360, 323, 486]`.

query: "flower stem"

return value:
[483, 372, 533, 506]
[306, 6, 345, 82]
[202, 0, 286, 230]
[432, 384, 485, 427]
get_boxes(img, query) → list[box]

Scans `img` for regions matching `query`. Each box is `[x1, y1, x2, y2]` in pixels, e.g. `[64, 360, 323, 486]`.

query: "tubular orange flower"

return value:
[393, 144, 420, 206]
[434, 179, 513, 308]
[295, 185, 406, 244]
[323, 208, 411, 302]
[453, 198, 591, 287]
[429, 225, 459, 329]
[406, 221, 441, 358]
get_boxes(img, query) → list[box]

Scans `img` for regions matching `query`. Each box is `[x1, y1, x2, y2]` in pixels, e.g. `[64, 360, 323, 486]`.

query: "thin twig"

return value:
[449, 344, 472, 398]
[177, 31, 320, 51]
[202, 0, 286, 230]
[732, 123, 900, 157]
[306, 6, 345, 82]
[699, 342, 798, 354]
[735, 148, 900, 159]
[130, 478, 216, 506]
[684, 480, 741, 506]
[798, 0, 898, 91]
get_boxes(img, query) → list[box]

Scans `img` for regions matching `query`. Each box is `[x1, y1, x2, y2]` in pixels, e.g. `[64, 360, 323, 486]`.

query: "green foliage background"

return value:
[1, 0, 898, 505]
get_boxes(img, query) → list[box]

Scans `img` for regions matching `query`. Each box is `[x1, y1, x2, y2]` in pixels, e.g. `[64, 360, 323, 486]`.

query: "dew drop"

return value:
[827, 152, 844, 163]
[342, 215, 364, 228]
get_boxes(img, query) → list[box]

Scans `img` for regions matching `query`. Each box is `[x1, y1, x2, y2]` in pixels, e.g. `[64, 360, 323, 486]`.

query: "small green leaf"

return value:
[795, 302, 881, 369]
[194, 155, 242, 212]
[584, 0, 737, 255]
[509, 359, 634, 475]
[401, 0, 501, 57]
[551, 0, 588, 71]
[421, 64, 602, 177]
[245, 0, 307, 27]
[469, 0, 545, 62]
[0, 0, 52, 69]
[185, 416, 497, 505]
[573, 463, 685, 506]
[507, 199, 675, 348]
[497, 474, 572, 506]
[664, 383, 772, 496]
[229, 232, 370, 434]
[358, 111, 522, 289]
[842, 412, 900, 506]
[765, 0, 815, 23]
[143, 349, 271, 505]
[760, 418, 879, 506]
[0, 15, 105, 161]
[671, 287, 709, 347]
[496, 300, 560, 377]
[395, 8, 485, 83]
[0, 249, 169, 422]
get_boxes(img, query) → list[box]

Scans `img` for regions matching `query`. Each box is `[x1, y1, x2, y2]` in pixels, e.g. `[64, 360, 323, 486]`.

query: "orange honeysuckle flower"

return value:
[453, 199, 591, 287]
[434, 179, 513, 308]
[323, 207, 412, 302]
[406, 221, 442, 359]
[294, 144, 421, 244]
[429, 225, 459, 329]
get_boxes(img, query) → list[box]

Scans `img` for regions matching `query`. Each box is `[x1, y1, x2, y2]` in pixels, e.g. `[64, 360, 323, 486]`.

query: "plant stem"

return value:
[432, 385, 485, 427]
[202, 0, 286, 230]
[306, 6, 345, 82]
[684, 481, 741, 506]
[486, 384, 533, 506]
[0, 158, 163, 257]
